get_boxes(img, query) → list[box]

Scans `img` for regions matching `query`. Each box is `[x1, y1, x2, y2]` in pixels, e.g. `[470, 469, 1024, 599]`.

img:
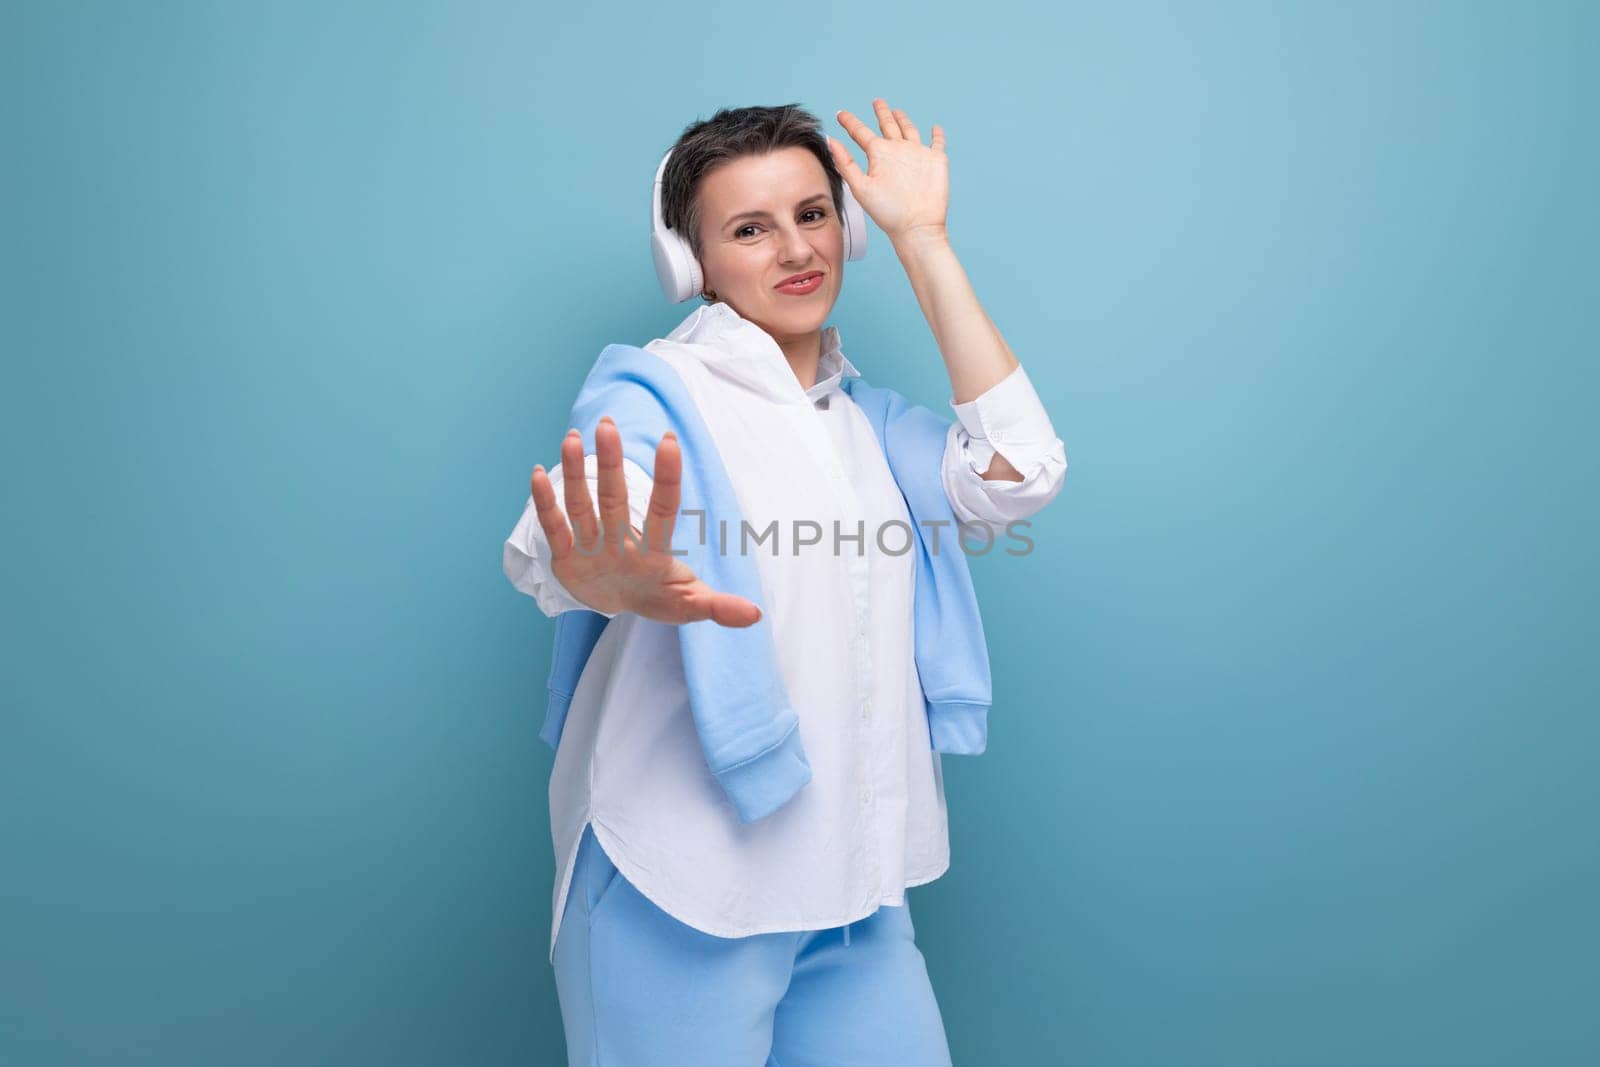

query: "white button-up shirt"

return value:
[503, 301, 1066, 961]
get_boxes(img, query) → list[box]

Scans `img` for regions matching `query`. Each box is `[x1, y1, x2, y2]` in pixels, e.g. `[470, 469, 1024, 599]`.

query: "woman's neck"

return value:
[774, 330, 822, 391]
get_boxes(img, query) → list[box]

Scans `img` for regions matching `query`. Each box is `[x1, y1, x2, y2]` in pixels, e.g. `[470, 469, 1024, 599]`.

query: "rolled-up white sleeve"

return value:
[940, 364, 1068, 525]
[502, 452, 657, 619]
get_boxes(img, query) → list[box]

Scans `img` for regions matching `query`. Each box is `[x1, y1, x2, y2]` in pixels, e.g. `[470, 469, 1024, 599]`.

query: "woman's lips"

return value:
[776, 272, 823, 295]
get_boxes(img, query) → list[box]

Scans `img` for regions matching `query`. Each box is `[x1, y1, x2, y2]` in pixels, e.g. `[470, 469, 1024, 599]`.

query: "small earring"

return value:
[702, 289, 717, 303]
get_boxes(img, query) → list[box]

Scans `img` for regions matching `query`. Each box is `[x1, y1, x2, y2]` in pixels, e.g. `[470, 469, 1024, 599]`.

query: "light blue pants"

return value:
[552, 824, 954, 1066]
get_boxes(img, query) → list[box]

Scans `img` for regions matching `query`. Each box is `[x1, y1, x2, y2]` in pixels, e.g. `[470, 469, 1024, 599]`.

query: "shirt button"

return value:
[860, 786, 872, 805]
[861, 700, 872, 721]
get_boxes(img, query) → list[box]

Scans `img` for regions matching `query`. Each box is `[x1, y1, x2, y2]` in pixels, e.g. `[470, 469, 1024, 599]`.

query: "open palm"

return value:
[529, 417, 762, 628]
[826, 97, 949, 242]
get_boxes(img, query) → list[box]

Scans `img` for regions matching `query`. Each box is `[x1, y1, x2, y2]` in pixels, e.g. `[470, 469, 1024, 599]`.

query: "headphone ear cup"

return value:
[651, 227, 701, 303]
[839, 182, 869, 262]
[651, 148, 703, 303]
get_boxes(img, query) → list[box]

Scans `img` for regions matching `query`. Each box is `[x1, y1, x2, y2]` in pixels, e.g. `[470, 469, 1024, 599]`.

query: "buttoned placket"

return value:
[741, 314, 884, 936]
[792, 384, 881, 926]
[816, 395, 872, 953]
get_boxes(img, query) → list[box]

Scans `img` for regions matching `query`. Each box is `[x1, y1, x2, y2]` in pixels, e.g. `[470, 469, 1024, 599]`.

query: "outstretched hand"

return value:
[529, 417, 763, 628]
[826, 97, 950, 245]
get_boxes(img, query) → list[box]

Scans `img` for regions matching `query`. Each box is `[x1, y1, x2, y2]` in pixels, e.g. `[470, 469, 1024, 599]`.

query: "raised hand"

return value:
[826, 97, 949, 245]
[529, 416, 763, 628]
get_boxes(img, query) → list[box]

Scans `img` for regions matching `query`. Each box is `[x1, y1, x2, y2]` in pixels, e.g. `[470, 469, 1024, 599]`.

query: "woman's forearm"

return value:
[892, 226, 1018, 404]
[893, 226, 1025, 479]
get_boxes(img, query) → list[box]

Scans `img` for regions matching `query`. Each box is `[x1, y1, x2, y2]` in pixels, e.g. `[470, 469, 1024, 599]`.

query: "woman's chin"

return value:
[764, 293, 834, 331]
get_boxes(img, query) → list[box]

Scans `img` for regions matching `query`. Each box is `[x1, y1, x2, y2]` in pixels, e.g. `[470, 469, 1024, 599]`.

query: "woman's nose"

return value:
[776, 228, 814, 264]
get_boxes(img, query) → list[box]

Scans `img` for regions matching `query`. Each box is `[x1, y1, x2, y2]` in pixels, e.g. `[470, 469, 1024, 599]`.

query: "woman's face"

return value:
[693, 147, 844, 344]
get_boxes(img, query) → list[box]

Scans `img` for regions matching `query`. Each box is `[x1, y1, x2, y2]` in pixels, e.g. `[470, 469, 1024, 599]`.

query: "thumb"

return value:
[825, 135, 865, 185]
[707, 593, 762, 629]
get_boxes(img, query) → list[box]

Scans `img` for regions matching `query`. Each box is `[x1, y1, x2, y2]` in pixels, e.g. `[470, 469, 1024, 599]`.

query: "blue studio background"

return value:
[3, 1, 1595, 1064]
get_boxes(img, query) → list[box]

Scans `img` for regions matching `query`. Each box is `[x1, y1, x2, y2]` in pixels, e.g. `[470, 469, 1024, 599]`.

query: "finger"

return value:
[642, 430, 681, 554]
[594, 416, 631, 552]
[561, 429, 601, 550]
[834, 108, 876, 151]
[931, 123, 945, 155]
[530, 464, 575, 560]
[892, 108, 922, 145]
[825, 134, 867, 186]
[873, 97, 904, 139]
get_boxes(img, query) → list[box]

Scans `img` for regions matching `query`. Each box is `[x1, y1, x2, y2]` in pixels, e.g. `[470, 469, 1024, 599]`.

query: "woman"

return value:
[503, 99, 1067, 1065]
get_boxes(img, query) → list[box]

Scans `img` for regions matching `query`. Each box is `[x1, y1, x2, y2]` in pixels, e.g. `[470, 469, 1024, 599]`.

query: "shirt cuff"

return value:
[503, 529, 604, 617]
[948, 364, 1060, 476]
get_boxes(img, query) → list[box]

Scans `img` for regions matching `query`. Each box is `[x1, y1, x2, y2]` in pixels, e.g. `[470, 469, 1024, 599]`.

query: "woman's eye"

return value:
[735, 209, 829, 240]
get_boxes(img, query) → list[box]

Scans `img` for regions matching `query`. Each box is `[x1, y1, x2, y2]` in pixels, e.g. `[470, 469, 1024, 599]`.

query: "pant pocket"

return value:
[577, 823, 626, 922]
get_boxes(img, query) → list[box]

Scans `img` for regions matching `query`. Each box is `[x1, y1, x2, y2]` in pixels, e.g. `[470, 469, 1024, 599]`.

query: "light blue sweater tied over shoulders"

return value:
[540, 342, 992, 824]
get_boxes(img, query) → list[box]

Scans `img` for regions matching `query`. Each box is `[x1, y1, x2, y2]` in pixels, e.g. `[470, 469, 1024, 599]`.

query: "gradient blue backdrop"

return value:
[4, 1, 1595, 1064]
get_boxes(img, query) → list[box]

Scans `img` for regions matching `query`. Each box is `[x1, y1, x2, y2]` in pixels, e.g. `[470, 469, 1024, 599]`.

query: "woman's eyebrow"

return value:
[724, 193, 831, 228]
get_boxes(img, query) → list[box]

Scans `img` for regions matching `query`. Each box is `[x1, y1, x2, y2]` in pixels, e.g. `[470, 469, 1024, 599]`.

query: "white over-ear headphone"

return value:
[650, 146, 869, 304]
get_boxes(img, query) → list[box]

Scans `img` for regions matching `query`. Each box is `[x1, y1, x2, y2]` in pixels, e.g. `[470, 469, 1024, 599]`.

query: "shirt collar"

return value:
[657, 300, 860, 406]
[805, 322, 860, 404]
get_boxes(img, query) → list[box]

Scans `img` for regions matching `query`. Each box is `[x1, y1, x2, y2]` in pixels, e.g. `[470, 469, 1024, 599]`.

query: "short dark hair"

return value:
[659, 103, 846, 264]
